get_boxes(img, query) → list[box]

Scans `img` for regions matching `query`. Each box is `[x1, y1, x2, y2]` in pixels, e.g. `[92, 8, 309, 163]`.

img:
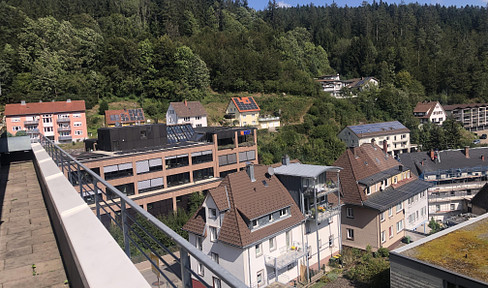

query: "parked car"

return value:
[474, 139, 481, 144]
[481, 134, 487, 139]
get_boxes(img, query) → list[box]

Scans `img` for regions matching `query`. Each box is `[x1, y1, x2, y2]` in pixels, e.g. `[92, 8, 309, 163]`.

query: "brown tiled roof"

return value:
[105, 109, 145, 125]
[333, 143, 401, 205]
[413, 101, 440, 119]
[209, 186, 230, 212]
[170, 101, 207, 118]
[183, 165, 305, 248]
[5, 100, 85, 116]
[182, 207, 206, 236]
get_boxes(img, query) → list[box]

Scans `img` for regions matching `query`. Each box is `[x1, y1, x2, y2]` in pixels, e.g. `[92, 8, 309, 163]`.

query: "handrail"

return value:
[39, 135, 248, 288]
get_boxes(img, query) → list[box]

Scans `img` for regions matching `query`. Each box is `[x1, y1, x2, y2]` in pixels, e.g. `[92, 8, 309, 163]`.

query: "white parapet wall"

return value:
[32, 143, 151, 288]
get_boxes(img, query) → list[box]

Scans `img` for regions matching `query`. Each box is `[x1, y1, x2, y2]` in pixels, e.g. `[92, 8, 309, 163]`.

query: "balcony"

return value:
[58, 135, 72, 141]
[58, 127, 71, 132]
[304, 181, 339, 197]
[24, 120, 39, 125]
[265, 242, 308, 270]
[57, 118, 71, 123]
[306, 204, 341, 223]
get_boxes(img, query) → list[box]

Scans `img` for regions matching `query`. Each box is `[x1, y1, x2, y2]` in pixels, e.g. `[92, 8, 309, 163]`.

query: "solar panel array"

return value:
[234, 97, 259, 111]
[349, 121, 406, 135]
[167, 124, 195, 143]
[108, 109, 144, 123]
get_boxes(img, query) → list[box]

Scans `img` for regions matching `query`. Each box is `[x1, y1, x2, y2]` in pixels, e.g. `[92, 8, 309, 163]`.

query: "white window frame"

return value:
[346, 207, 354, 218]
[256, 270, 263, 286]
[388, 207, 393, 217]
[396, 202, 403, 213]
[255, 243, 262, 257]
[196, 237, 202, 250]
[269, 237, 276, 251]
[197, 262, 204, 276]
[72, 113, 81, 118]
[74, 130, 83, 135]
[396, 220, 404, 233]
[211, 252, 219, 264]
[346, 228, 354, 240]
[280, 208, 288, 217]
[12, 126, 22, 131]
[389, 226, 393, 238]
[183, 117, 190, 122]
[329, 235, 334, 247]
[209, 208, 217, 219]
[380, 212, 385, 222]
[381, 231, 386, 243]
[450, 203, 455, 211]
[209, 226, 217, 242]
[74, 121, 82, 127]
[11, 117, 20, 122]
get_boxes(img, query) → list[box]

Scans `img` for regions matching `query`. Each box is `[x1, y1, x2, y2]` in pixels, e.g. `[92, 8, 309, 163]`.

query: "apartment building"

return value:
[166, 100, 207, 128]
[184, 165, 307, 287]
[338, 121, 411, 156]
[69, 124, 257, 219]
[390, 212, 488, 288]
[4, 99, 87, 143]
[413, 101, 446, 125]
[333, 143, 430, 250]
[105, 108, 145, 127]
[225, 97, 260, 127]
[399, 147, 488, 223]
[443, 103, 488, 131]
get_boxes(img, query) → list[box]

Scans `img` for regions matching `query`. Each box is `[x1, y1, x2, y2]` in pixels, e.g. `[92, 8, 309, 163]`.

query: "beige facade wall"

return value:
[378, 205, 405, 248]
[341, 205, 380, 250]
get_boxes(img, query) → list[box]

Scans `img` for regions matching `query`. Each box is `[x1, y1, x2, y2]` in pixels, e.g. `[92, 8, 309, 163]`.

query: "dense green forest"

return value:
[0, 0, 482, 163]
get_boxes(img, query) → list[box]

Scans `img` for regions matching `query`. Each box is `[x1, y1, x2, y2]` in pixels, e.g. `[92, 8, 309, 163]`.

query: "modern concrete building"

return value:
[399, 147, 488, 223]
[413, 101, 446, 125]
[166, 100, 208, 128]
[338, 121, 411, 156]
[184, 165, 307, 287]
[390, 212, 488, 288]
[333, 143, 431, 250]
[70, 124, 258, 219]
[225, 97, 260, 127]
[4, 99, 88, 143]
[105, 108, 145, 127]
[443, 103, 488, 131]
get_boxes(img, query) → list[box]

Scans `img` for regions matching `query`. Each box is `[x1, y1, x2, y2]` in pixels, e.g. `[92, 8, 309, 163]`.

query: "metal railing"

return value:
[39, 135, 247, 288]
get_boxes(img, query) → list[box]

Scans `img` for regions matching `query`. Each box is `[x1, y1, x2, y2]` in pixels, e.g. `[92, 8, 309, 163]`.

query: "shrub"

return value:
[377, 247, 389, 258]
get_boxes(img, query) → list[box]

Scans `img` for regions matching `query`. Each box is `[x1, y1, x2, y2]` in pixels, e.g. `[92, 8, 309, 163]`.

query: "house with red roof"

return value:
[413, 101, 446, 125]
[4, 99, 87, 143]
[225, 97, 260, 127]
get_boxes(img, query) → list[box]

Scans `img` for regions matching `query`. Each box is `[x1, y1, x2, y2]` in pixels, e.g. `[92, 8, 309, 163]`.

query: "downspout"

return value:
[248, 248, 252, 286]
[302, 188, 310, 284]
[337, 172, 342, 254]
[314, 178, 320, 271]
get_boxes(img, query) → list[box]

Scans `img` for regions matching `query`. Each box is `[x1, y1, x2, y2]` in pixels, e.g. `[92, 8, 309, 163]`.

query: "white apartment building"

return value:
[413, 101, 446, 125]
[166, 100, 207, 128]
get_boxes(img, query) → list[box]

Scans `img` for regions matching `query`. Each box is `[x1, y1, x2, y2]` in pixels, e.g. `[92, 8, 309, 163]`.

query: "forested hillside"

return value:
[0, 0, 483, 163]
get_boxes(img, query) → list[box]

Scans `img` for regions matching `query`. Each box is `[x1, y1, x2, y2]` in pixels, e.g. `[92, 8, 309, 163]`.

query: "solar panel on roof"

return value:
[110, 115, 116, 121]
[234, 97, 259, 111]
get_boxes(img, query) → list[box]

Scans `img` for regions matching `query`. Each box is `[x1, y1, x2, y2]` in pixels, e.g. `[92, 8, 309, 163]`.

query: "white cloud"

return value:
[277, 1, 292, 8]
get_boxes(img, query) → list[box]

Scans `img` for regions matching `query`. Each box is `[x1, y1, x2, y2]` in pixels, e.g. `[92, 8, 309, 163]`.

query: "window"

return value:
[393, 177, 398, 184]
[43, 127, 53, 132]
[196, 237, 202, 250]
[269, 237, 276, 251]
[388, 207, 393, 217]
[256, 270, 263, 286]
[238, 150, 256, 162]
[268, 214, 273, 222]
[346, 228, 354, 240]
[12, 126, 22, 131]
[196, 116, 201, 120]
[42, 116, 53, 123]
[209, 208, 217, 219]
[255, 243, 262, 257]
[346, 207, 354, 218]
[191, 150, 213, 164]
[389, 226, 393, 238]
[420, 191, 425, 198]
[197, 262, 204, 276]
[72, 113, 81, 118]
[396, 220, 404, 233]
[11, 117, 20, 122]
[329, 235, 334, 247]
[381, 231, 386, 243]
[436, 205, 440, 212]
[165, 154, 189, 169]
[396, 202, 403, 213]
[193, 167, 214, 182]
[104, 163, 133, 180]
[74, 130, 83, 135]
[286, 231, 291, 248]
[218, 153, 237, 166]
[209, 226, 217, 242]
[211, 252, 219, 264]
[280, 208, 288, 217]
[450, 204, 455, 211]
[366, 187, 371, 195]
[166, 172, 190, 187]
[252, 219, 258, 228]
[380, 212, 385, 222]
[136, 158, 163, 174]
[213, 277, 221, 288]
[421, 207, 426, 216]
[183, 117, 190, 122]
[137, 177, 164, 194]
[74, 122, 82, 127]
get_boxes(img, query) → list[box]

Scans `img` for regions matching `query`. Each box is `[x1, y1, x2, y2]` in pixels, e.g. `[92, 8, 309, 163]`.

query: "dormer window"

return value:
[280, 208, 288, 217]
[252, 220, 258, 228]
[268, 215, 273, 222]
[209, 208, 217, 219]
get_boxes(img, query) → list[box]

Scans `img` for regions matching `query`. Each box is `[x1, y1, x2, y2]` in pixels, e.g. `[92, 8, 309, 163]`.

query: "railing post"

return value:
[121, 198, 131, 258]
[93, 179, 100, 220]
[180, 248, 192, 288]
[77, 163, 83, 196]
[60, 149, 65, 174]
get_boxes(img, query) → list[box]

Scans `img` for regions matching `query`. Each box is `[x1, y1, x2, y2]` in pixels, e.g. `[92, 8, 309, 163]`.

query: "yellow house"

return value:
[225, 97, 260, 127]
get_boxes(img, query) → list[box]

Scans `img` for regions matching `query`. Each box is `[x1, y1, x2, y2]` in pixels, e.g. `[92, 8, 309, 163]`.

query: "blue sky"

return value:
[248, 0, 488, 11]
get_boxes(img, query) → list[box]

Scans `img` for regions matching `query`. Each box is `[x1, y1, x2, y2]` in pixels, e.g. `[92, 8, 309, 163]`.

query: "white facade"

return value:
[258, 117, 281, 131]
[427, 103, 446, 125]
[166, 104, 207, 128]
[404, 190, 429, 232]
[338, 128, 411, 155]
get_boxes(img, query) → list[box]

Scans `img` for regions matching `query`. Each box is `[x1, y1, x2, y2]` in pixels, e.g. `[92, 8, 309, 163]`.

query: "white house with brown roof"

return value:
[166, 100, 207, 128]
[183, 165, 307, 287]
[316, 75, 379, 98]
[338, 121, 411, 156]
[225, 97, 260, 127]
[413, 101, 446, 125]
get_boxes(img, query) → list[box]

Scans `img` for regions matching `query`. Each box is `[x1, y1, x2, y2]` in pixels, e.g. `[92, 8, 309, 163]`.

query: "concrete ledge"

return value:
[31, 143, 150, 288]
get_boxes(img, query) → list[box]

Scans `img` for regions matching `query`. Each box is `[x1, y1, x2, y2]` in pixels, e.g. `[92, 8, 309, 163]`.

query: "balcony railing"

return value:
[57, 118, 71, 123]
[24, 120, 39, 125]
[39, 135, 247, 288]
[58, 127, 71, 132]
[264, 242, 307, 270]
[306, 204, 341, 223]
[58, 135, 72, 141]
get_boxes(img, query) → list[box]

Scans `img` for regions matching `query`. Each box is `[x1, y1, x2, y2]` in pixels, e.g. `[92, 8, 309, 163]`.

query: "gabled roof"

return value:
[105, 109, 145, 125]
[471, 183, 488, 211]
[231, 97, 260, 113]
[443, 103, 488, 111]
[344, 121, 410, 138]
[333, 143, 405, 205]
[183, 165, 305, 248]
[345, 77, 378, 89]
[414, 101, 442, 119]
[170, 101, 207, 118]
[5, 100, 85, 116]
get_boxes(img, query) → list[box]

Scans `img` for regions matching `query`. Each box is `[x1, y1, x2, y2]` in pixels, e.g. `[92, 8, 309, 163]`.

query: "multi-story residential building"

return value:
[333, 143, 431, 250]
[390, 212, 488, 288]
[443, 103, 488, 131]
[316, 74, 379, 98]
[413, 101, 446, 125]
[4, 99, 87, 143]
[225, 97, 260, 127]
[399, 147, 488, 223]
[337, 121, 411, 156]
[183, 164, 308, 287]
[274, 156, 342, 270]
[70, 124, 258, 220]
[166, 100, 208, 128]
[105, 108, 145, 127]
[258, 116, 281, 131]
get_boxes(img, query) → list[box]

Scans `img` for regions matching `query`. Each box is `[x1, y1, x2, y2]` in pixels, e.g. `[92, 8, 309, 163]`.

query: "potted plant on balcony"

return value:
[318, 206, 326, 213]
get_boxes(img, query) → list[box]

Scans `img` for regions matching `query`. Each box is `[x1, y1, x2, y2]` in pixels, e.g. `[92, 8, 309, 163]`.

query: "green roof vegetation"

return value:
[405, 219, 488, 283]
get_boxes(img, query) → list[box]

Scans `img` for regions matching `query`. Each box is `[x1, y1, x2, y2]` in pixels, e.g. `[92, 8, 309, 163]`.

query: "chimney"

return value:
[282, 155, 290, 166]
[464, 146, 470, 158]
[67, 99, 71, 103]
[21, 100, 26, 105]
[352, 147, 358, 158]
[184, 99, 187, 106]
[247, 163, 256, 182]
[383, 140, 388, 154]
[482, 155, 485, 162]
[371, 138, 376, 146]
[430, 150, 435, 161]
[421, 160, 424, 166]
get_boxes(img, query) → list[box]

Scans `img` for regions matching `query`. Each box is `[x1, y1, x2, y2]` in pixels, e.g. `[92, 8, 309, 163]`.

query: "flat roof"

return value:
[393, 212, 488, 284]
[347, 121, 408, 136]
[273, 162, 342, 178]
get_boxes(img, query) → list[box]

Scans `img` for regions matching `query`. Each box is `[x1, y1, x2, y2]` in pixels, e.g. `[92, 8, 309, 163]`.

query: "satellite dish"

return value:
[115, 122, 121, 127]
[268, 167, 275, 176]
